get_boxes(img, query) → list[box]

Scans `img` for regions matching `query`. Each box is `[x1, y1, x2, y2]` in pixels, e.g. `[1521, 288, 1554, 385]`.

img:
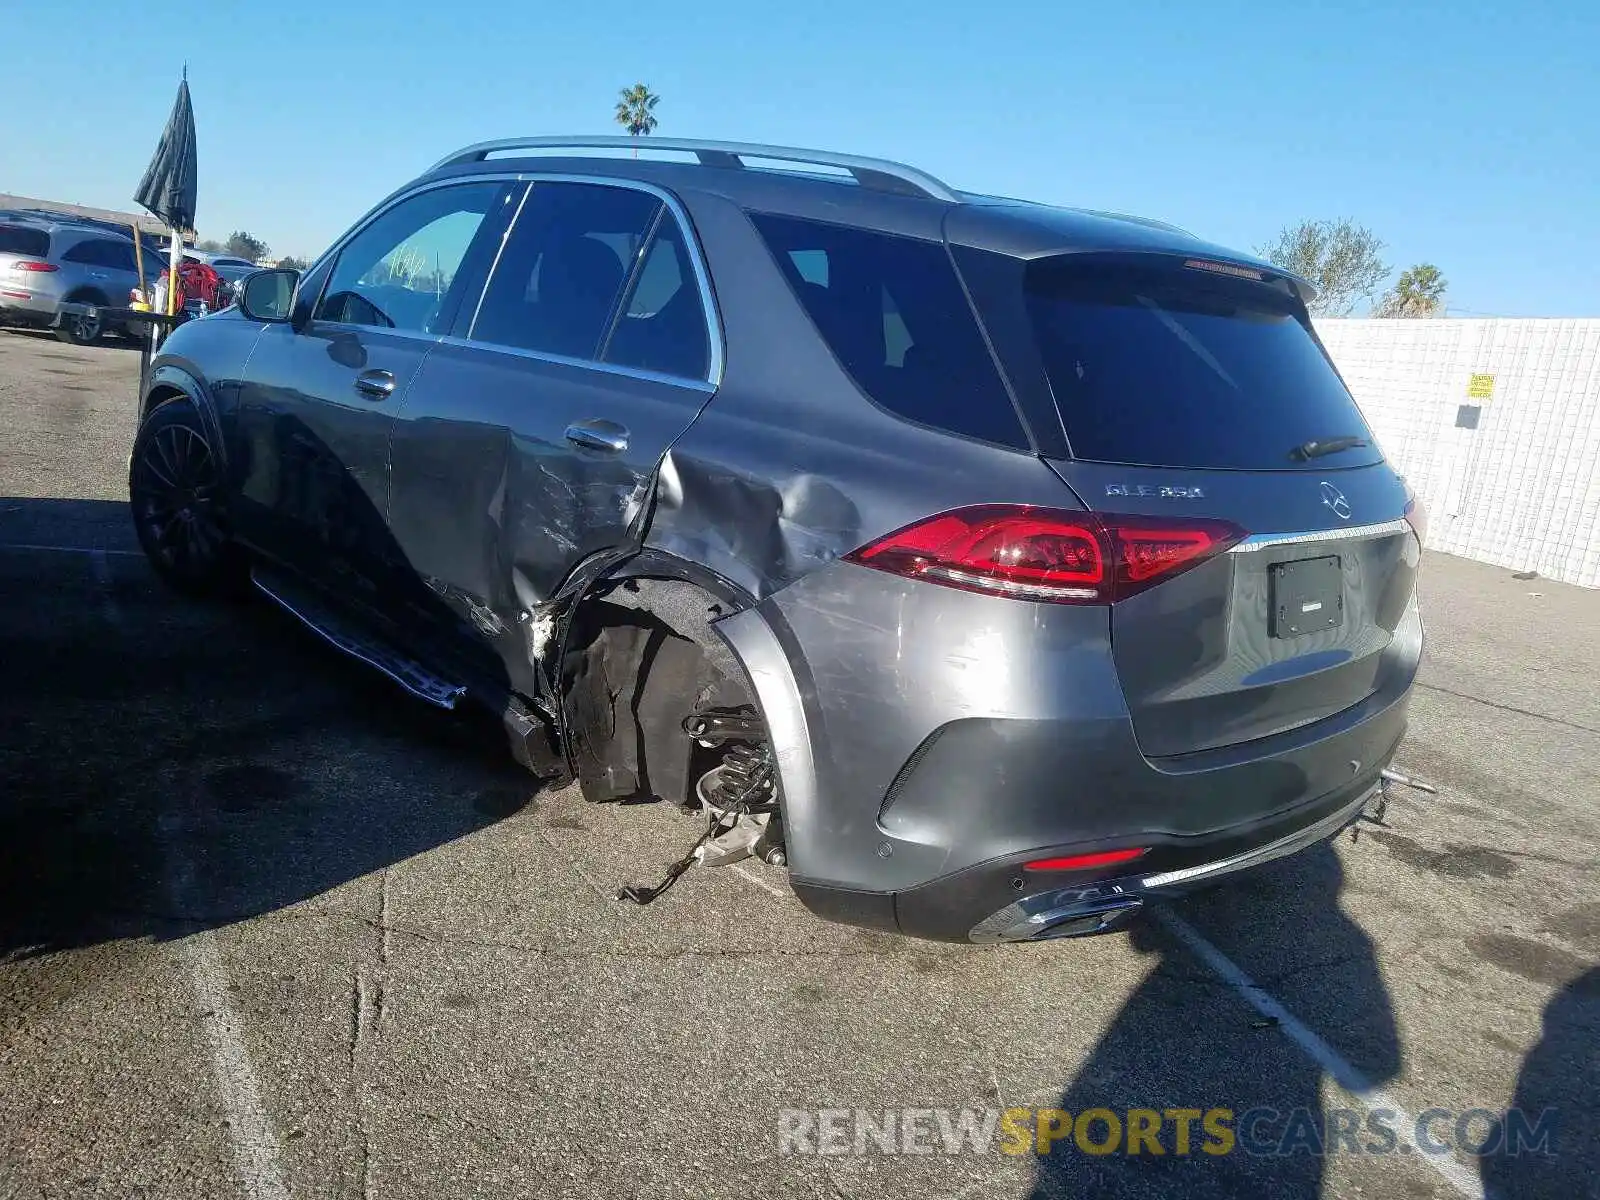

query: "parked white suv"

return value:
[0, 218, 159, 345]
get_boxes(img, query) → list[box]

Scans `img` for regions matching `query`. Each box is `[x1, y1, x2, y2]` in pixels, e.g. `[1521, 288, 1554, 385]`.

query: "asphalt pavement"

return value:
[1, 327, 1595, 1199]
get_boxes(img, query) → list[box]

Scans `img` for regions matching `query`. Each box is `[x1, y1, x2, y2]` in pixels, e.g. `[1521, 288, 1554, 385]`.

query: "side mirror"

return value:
[238, 268, 300, 323]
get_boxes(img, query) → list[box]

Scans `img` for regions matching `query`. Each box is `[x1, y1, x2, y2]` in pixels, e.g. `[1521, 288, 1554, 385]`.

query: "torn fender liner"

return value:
[568, 602, 746, 806]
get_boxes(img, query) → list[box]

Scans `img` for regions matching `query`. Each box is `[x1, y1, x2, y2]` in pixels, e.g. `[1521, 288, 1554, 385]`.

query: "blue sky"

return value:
[5, 0, 1596, 315]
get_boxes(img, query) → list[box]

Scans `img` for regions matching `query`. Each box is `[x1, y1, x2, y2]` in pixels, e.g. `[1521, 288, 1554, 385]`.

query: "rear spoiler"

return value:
[1023, 248, 1317, 308]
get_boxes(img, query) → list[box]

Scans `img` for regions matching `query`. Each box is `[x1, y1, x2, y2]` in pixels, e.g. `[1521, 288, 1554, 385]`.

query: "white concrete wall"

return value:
[1315, 318, 1600, 587]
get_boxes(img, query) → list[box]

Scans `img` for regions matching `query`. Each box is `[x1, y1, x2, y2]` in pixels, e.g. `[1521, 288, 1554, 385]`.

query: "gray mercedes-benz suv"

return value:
[127, 136, 1424, 942]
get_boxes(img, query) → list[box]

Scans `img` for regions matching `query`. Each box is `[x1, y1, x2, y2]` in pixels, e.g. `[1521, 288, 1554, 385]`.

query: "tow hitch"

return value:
[1351, 766, 1439, 841]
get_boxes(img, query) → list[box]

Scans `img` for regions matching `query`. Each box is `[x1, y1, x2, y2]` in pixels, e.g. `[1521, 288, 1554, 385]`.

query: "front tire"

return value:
[129, 400, 246, 595]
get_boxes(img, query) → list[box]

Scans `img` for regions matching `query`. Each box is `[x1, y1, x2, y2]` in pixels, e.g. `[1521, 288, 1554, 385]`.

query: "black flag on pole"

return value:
[134, 76, 197, 233]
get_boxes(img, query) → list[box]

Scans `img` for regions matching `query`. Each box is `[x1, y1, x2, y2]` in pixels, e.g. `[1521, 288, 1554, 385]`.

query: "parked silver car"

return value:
[0, 218, 160, 344]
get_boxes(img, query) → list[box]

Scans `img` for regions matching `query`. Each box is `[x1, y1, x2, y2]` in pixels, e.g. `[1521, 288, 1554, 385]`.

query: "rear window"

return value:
[1026, 261, 1381, 470]
[749, 213, 1027, 450]
[0, 225, 49, 257]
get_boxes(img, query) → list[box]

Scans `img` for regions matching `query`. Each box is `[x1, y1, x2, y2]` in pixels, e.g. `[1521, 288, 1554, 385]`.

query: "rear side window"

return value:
[468, 182, 661, 362]
[62, 238, 137, 270]
[62, 239, 116, 267]
[749, 213, 1026, 450]
[1026, 261, 1381, 470]
[602, 215, 711, 380]
[0, 225, 49, 257]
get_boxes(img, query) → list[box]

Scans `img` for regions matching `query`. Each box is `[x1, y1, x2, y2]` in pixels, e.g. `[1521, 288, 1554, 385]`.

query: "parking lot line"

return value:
[175, 927, 293, 1200]
[730, 861, 790, 900]
[89, 548, 122, 628]
[88, 542, 291, 1200]
[0, 543, 142, 555]
[1155, 907, 1486, 1200]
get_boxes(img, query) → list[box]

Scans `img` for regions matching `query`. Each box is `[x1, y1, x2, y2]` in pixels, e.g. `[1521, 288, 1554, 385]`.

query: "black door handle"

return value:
[564, 419, 629, 453]
[354, 369, 396, 399]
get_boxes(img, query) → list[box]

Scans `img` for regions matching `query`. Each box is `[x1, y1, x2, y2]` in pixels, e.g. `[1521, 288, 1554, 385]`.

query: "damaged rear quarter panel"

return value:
[715, 563, 1126, 893]
[643, 190, 1102, 889]
[641, 189, 1081, 603]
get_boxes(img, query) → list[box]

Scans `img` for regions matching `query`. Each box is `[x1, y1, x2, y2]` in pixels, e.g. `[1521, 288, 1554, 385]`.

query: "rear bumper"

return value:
[717, 560, 1421, 942]
[793, 765, 1391, 942]
[947, 775, 1378, 942]
[0, 293, 57, 323]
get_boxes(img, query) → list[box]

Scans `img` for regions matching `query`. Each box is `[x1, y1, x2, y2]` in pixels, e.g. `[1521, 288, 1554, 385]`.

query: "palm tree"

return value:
[1375, 263, 1447, 317]
[614, 84, 660, 156]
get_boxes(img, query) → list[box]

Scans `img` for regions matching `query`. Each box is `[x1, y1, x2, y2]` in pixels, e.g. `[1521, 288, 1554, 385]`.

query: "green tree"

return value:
[276, 255, 309, 271]
[614, 83, 660, 154]
[195, 237, 224, 253]
[1256, 219, 1389, 317]
[1374, 263, 1447, 317]
[223, 230, 270, 263]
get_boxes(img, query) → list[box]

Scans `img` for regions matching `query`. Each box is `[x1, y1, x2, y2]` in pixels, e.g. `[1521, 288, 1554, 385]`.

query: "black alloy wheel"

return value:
[129, 402, 244, 594]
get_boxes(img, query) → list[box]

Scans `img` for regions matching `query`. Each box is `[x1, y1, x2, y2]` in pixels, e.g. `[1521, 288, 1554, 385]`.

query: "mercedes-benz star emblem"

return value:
[1320, 481, 1353, 521]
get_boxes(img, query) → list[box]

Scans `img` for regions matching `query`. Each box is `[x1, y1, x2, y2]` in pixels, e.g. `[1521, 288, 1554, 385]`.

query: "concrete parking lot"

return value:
[1, 327, 1595, 1199]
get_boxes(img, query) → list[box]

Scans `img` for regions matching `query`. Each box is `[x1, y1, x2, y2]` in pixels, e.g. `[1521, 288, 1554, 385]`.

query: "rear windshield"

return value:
[1025, 260, 1381, 470]
[0, 225, 50, 257]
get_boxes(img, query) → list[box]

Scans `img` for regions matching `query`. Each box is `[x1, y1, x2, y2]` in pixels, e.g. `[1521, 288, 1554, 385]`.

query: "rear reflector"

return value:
[0, 290, 30, 300]
[845, 506, 1243, 604]
[8, 261, 58, 273]
[1024, 847, 1150, 872]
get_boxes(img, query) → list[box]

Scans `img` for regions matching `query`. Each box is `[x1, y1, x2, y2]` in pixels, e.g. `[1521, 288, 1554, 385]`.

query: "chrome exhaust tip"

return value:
[971, 895, 1145, 943]
[1026, 898, 1144, 941]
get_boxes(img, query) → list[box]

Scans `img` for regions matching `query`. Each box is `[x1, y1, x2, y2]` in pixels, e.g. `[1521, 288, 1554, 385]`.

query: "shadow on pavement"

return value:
[0, 496, 141, 550]
[1480, 966, 1599, 1200]
[1030, 846, 1401, 1198]
[0, 491, 547, 973]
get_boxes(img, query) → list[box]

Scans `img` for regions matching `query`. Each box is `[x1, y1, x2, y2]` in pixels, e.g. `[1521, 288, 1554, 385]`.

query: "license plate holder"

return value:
[1269, 555, 1343, 639]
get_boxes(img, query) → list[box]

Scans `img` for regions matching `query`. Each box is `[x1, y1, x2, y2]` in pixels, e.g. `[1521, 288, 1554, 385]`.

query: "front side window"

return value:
[101, 241, 138, 272]
[316, 182, 504, 334]
[468, 182, 661, 362]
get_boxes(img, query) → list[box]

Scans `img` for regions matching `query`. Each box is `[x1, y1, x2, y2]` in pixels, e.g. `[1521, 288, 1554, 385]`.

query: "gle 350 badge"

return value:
[1106, 483, 1206, 499]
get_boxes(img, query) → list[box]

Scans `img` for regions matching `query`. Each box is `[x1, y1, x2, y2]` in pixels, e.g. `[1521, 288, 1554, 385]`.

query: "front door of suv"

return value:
[232, 180, 519, 623]
[385, 179, 719, 696]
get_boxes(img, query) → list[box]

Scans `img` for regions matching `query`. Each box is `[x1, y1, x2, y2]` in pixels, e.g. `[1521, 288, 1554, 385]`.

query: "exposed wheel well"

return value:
[562, 575, 764, 809]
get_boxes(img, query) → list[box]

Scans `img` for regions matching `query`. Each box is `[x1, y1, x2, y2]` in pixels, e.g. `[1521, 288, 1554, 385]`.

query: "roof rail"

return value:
[426, 136, 959, 203]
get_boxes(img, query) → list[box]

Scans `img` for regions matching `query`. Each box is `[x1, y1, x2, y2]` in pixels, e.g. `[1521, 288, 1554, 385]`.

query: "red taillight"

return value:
[9, 260, 58, 273]
[845, 506, 1104, 602]
[1404, 492, 1428, 548]
[1024, 847, 1150, 872]
[844, 506, 1243, 604]
[1110, 516, 1243, 589]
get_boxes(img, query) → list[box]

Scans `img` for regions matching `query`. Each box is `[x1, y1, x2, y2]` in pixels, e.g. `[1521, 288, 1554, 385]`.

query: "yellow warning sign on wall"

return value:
[1468, 374, 1495, 399]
